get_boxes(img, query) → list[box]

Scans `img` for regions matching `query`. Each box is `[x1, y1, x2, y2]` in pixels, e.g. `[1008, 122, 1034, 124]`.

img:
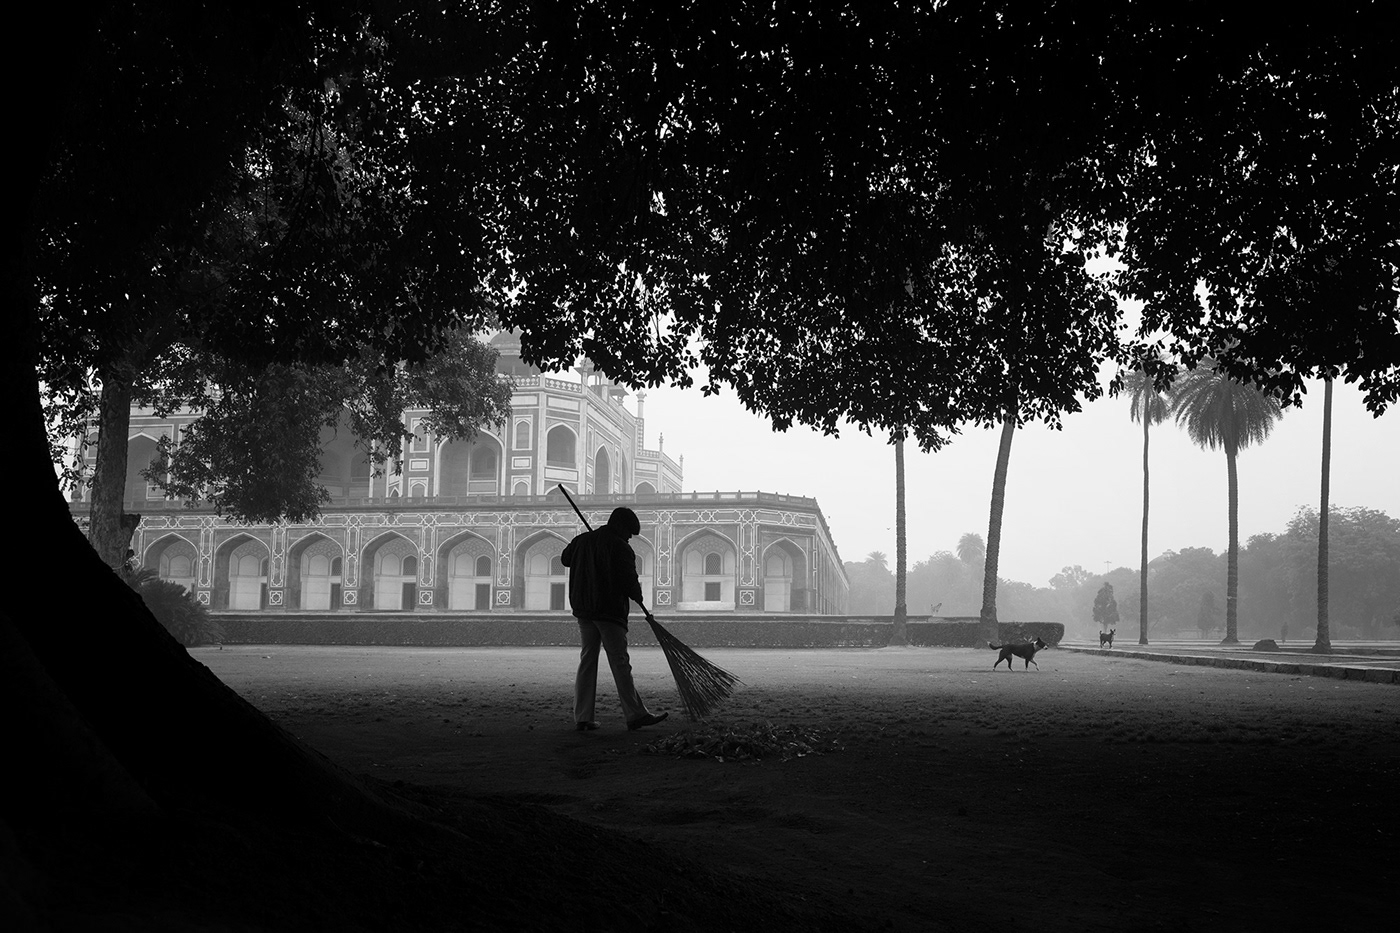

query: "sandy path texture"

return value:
[198, 644, 1398, 931]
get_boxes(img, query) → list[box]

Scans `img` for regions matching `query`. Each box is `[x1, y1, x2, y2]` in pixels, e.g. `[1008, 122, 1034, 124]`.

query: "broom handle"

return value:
[556, 484, 656, 620]
[557, 484, 593, 531]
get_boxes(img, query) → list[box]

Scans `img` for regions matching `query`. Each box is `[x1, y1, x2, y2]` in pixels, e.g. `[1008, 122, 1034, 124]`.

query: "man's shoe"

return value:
[627, 712, 669, 731]
[576, 721, 599, 732]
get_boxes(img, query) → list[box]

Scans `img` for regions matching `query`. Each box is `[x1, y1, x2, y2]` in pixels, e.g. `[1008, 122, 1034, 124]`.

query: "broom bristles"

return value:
[646, 615, 741, 721]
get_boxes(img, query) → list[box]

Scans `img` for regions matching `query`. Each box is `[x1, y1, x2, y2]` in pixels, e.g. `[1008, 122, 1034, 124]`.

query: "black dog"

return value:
[1099, 628, 1115, 648]
[989, 636, 1048, 671]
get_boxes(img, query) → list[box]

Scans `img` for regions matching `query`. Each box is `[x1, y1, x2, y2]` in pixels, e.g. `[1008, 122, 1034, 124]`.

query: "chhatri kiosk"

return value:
[73, 332, 849, 619]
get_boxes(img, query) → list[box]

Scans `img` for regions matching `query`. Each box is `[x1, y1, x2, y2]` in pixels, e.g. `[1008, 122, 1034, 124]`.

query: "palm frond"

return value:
[1123, 368, 1169, 426]
[1171, 364, 1282, 452]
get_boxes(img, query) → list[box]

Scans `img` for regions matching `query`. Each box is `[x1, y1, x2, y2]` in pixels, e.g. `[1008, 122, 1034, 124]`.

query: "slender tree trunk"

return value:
[1313, 377, 1333, 653]
[88, 368, 138, 570]
[1223, 446, 1240, 644]
[981, 413, 1016, 635]
[1139, 412, 1150, 645]
[890, 436, 908, 646]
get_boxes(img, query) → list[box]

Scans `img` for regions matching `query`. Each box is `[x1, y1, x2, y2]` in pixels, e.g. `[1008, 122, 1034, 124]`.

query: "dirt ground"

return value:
[193, 643, 1397, 931]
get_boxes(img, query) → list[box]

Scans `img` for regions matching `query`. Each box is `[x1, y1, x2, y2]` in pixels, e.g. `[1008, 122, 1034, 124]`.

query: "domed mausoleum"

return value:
[69, 335, 849, 619]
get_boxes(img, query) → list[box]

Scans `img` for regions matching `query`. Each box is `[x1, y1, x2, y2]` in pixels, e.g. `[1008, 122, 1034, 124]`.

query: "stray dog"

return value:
[990, 636, 1048, 671]
[1099, 628, 1116, 648]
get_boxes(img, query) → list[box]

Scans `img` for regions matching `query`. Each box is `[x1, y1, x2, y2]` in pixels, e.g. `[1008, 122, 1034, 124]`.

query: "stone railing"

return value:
[95, 489, 822, 513]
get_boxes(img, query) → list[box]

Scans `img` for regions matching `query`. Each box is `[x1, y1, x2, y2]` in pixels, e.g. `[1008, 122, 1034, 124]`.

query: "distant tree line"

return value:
[845, 506, 1400, 642]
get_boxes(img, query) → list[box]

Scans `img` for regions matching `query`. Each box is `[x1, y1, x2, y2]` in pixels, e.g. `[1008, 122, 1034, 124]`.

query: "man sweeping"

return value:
[561, 506, 669, 732]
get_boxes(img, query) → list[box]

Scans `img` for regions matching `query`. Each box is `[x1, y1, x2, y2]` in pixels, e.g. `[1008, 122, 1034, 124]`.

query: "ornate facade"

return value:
[69, 334, 850, 615]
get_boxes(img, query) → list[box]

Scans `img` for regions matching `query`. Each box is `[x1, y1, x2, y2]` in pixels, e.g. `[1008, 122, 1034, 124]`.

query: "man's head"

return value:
[606, 507, 641, 538]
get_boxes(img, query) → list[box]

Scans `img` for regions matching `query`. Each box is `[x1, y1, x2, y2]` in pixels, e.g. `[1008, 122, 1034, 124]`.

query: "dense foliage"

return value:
[845, 507, 1400, 642]
[148, 333, 511, 524]
[121, 567, 224, 647]
[1093, 583, 1121, 632]
[36, 8, 512, 562]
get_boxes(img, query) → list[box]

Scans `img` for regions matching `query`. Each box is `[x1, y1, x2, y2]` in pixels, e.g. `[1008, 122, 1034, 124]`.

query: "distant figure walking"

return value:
[562, 507, 668, 732]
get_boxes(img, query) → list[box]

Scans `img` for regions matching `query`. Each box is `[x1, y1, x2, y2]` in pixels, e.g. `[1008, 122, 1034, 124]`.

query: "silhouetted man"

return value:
[561, 506, 668, 732]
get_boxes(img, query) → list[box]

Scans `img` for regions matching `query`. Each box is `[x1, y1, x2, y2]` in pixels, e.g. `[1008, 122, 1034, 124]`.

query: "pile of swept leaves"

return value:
[642, 721, 844, 762]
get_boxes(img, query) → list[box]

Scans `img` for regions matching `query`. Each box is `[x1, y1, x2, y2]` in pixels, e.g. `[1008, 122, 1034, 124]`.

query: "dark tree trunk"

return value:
[981, 413, 1016, 635]
[8, 317, 417, 835]
[88, 369, 137, 570]
[1139, 411, 1150, 645]
[1313, 377, 1333, 653]
[1223, 445, 1240, 645]
[890, 436, 908, 646]
[4, 20, 433, 911]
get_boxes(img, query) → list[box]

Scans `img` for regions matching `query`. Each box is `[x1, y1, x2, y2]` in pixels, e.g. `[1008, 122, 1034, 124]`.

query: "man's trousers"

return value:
[574, 617, 648, 724]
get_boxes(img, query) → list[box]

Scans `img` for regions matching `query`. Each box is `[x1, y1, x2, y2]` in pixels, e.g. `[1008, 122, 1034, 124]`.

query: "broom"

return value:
[558, 485, 742, 720]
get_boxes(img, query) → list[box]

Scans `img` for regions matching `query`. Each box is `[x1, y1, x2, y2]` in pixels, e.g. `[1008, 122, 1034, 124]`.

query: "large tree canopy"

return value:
[435, 3, 1397, 436]
[36, 6, 516, 564]
[473, 2, 1128, 446]
[1104, 9, 1400, 410]
[9, 3, 1399, 928]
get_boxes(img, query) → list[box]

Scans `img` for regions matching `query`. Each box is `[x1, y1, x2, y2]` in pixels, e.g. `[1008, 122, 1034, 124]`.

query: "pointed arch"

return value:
[545, 424, 577, 467]
[438, 530, 496, 610]
[360, 531, 419, 611]
[315, 413, 374, 500]
[630, 534, 656, 609]
[144, 533, 198, 593]
[287, 532, 346, 610]
[674, 528, 738, 608]
[593, 446, 611, 494]
[515, 530, 570, 611]
[761, 538, 808, 612]
[124, 433, 164, 504]
[438, 433, 504, 497]
[213, 533, 270, 610]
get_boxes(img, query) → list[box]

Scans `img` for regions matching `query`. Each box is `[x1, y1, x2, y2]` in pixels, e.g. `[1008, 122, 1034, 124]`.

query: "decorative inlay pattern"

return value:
[121, 491, 850, 614]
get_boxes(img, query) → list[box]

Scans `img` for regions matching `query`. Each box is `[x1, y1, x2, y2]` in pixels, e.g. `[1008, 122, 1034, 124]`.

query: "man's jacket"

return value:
[560, 527, 644, 628]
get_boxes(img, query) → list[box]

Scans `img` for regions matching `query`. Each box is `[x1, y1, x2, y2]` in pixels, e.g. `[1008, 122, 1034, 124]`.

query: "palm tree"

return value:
[980, 413, 1017, 633]
[956, 533, 986, 566]
[866, 551, 889, 571]
[1313, 376, 1334, 653]
[890, 435, 909, 646]
[1171, 363, 1283, 644]
[1124, 367, 1170, 645]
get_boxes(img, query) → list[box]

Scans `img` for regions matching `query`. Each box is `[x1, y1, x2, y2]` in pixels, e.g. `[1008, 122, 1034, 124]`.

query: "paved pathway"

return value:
[1061, 638, 1400, 683]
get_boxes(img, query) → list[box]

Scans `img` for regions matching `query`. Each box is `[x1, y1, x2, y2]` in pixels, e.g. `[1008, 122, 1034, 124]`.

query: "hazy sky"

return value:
[635, 374, 1399, 588]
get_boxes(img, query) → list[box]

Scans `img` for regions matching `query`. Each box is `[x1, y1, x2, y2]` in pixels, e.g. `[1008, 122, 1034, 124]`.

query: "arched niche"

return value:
[517, 532, 568, 611]
[676, 530, 737, 607]
[593, 446, 611, 494]
[439, 531, 496, 610]
[440, 435, 504, 497]
[213, 534, 270, 610]
[761, 539, 808, 612]
[144, 533, 198, 593]
[545, 425, 576, 467]
[288, 532, 345, 610]
[361, 532, 419, 611]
